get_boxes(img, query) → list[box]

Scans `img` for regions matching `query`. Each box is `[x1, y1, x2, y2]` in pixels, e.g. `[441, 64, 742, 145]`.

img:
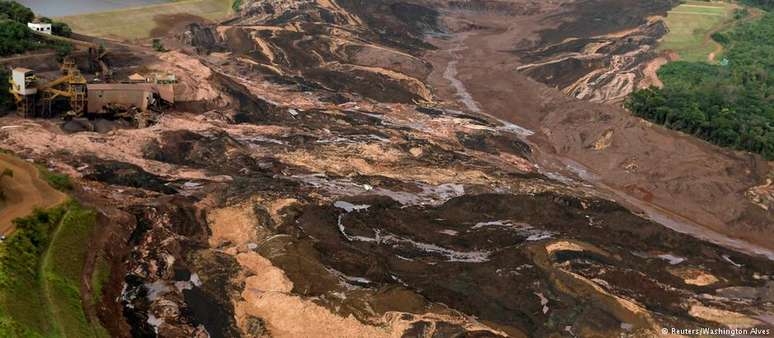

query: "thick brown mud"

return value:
[425, 1, 774, 258]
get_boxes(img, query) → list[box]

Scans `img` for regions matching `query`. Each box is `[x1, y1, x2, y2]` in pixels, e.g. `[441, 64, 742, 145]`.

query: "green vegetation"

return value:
[0, 1, 33, 24]
[38, 166, 73, 191]
[58, 0, 234, 40]
[0, 19, 36, 55]
[42, 205, 109, 337]
[658, 1, 734, 62]
[39, 17, 73, 37]
[0, 167, 10, 200]
[0, 202, 108, 337]
[742, 0, 774, 10]
[0, 2, 73, 57]
[152, 38, 167, 52]
[627, 10, 774, 159]
[0, 68, 11, 111]
[90, 257, 110, 308]
[232, 0, 243, 12]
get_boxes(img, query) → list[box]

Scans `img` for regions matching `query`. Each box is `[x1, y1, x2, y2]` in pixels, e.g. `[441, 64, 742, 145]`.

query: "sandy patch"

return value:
[668, 267, 720, 286]
[207, 200, 259, 249]
[688, 305, 763, 329]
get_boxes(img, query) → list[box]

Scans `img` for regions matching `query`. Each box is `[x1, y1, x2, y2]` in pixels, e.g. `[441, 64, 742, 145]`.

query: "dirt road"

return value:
[427, 10, 773, 259]
[0, 153, 67, 235]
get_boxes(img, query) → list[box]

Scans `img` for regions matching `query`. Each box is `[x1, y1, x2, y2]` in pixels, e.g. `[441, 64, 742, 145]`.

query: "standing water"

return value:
[17, 0, 169, 17]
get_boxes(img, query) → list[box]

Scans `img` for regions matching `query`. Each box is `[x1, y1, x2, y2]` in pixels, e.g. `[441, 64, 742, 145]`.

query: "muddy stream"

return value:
[440, 34, 774, 261]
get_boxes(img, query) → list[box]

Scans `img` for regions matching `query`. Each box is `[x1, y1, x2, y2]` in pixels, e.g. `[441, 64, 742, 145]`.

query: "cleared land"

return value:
[0, 153, 67, 235]
[57, 0, 233, 40]
[658, 1, 734, 62]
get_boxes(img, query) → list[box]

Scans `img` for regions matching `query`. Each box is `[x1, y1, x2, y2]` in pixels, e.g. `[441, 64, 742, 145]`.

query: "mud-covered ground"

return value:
[0, 0, 772, 337]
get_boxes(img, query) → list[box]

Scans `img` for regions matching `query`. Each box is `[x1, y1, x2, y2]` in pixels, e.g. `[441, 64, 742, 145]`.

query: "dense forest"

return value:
[626, 9, 774, 160]
[742, 0, 774, 10]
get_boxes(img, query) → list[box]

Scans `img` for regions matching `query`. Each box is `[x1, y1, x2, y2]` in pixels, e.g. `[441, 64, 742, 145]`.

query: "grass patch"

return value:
[658, 1, 734, 62]
[37, 166, 73, 192]
[90, 257, 111, 308]
[43, 206, 109, 338]
[0, 202, 108, 337]
[57, 0, 234, 40]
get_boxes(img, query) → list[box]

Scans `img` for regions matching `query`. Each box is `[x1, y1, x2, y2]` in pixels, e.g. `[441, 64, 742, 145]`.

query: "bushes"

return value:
[152, 38, 166, 52]
[711, 31, 729, 45]
[0, 1, 34, 24]
[626, 12, 774, 159]
[741, 0, 774, 10]
[52, 22, 71, 37]
[38, 167, 73, 191]
[0, 19, 35, 55]
[39, 17, 73, 37]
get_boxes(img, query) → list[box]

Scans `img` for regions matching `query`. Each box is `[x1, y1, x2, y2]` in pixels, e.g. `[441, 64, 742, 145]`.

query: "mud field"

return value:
[0, 0, 772, 337]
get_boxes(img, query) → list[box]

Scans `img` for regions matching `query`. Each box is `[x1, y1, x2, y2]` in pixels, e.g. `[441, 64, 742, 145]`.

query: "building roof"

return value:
[88, 83, 153, 90]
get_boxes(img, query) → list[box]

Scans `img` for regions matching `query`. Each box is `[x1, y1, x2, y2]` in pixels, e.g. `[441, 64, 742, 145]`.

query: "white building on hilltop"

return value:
[27, 22, 52, 35]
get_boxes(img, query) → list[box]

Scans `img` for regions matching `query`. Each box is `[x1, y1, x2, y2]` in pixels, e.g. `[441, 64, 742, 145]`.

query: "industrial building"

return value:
[9, 59, 175, 120]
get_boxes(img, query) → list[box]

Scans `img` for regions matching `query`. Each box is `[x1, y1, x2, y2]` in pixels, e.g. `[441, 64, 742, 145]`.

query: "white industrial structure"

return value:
[27, 22, 52, 35]
[11, 68, 37, 96]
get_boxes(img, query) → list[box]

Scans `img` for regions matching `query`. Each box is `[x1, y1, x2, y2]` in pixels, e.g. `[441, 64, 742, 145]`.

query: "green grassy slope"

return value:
[0, 201, 108, 337]
[658, 1, 734, 62]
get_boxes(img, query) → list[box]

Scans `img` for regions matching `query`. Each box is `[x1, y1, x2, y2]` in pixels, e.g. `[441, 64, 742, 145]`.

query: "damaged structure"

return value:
[9, 62, 175, 120]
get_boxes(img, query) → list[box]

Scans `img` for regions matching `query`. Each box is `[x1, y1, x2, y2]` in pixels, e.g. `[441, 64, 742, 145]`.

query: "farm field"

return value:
[658, 1, 734, 62]
[57, 0, 234, 41]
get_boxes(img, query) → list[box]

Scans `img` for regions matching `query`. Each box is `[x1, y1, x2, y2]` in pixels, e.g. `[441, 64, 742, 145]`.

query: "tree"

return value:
[51, 22, 71, 37]
[0, 19, 35, 56]
[0, 1, 34, 24]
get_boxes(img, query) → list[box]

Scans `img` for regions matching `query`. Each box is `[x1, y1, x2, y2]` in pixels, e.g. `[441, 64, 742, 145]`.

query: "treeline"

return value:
[741, 0, 774, 10]
[626, 12, 774, 159]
